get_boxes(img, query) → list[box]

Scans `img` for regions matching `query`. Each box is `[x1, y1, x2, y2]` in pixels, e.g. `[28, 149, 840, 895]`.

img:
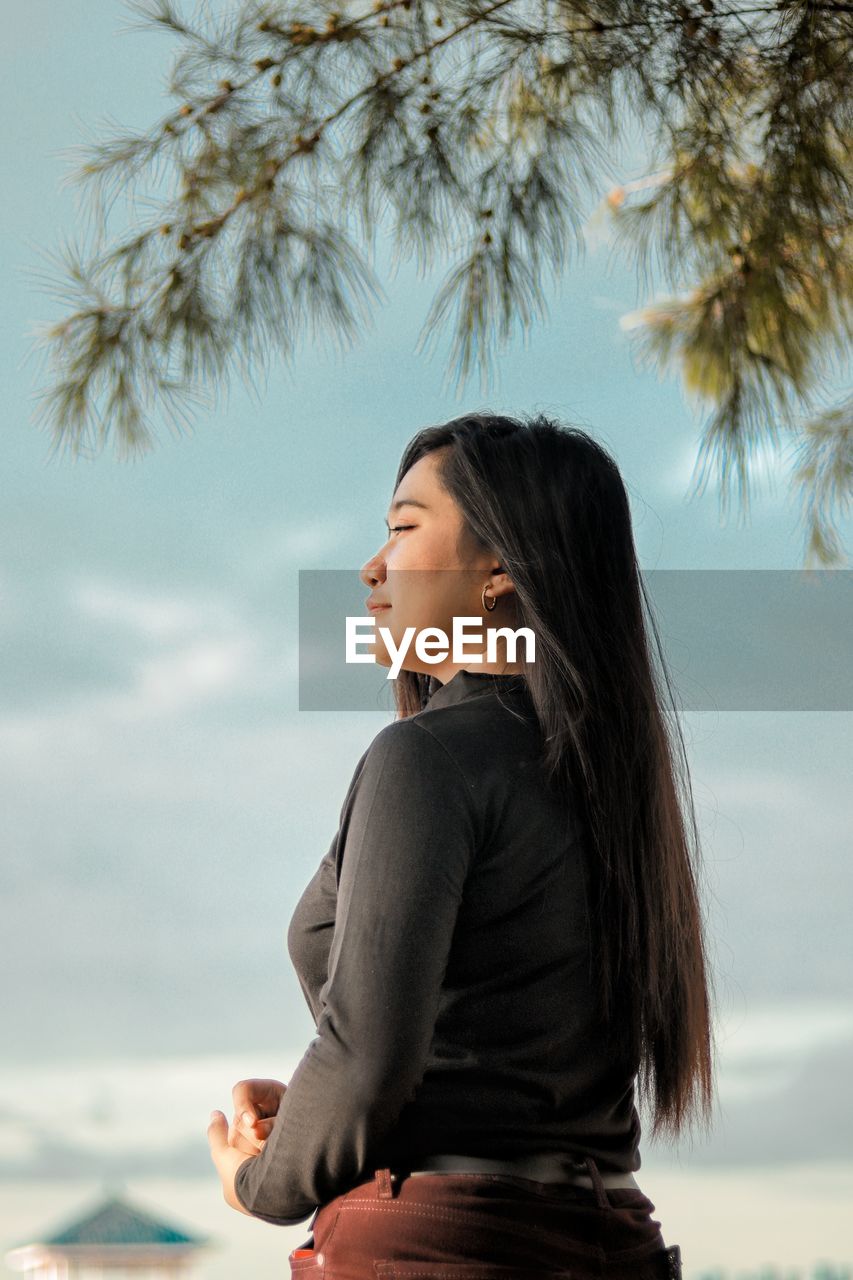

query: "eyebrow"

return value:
[384, 498, 430, 528]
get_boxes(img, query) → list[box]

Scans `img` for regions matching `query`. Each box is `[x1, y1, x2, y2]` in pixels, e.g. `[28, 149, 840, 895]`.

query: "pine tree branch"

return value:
[28, 0, 853, 562]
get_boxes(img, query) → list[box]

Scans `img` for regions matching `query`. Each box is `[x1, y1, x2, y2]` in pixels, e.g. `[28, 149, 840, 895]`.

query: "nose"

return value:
[359, 550, 386, 589]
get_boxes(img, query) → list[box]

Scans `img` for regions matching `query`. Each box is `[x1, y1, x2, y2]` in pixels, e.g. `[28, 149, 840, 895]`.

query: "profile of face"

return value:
[359, 448, 521, 684]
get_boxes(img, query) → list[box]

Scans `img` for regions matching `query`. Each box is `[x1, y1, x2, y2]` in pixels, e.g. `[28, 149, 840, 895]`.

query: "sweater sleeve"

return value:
[233, 717, 477, 1225]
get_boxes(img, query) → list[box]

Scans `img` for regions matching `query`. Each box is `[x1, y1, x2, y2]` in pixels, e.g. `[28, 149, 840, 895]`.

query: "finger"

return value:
[229, 1108, 261, 1131]
[248, 1118, 274, 1147]
[231, 1078, 287, 1118]
[230, 1117, 262, 1152]
[234, 1110, 274, 1140]
[231, 1080, 259, 1116]
[234, 1115, 273, 1151]
[207, 1110, 228, 1150]
[228, 1127, 264, 1156]
[231, 1110, 258, 1137]
[239, 1113, 274, 1134]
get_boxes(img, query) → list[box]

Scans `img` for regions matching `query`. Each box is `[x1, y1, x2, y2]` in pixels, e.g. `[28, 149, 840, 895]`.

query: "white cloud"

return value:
[694, 759, 853, 868]
[655, 435, 794, 504]
[71, 579, 222, 639]
[241, 519, 348, 586]
[2, 1000, 851, 1176]
[104, 635, 261, 720]
[701, 768, 811, 816]
[0, 1050, 307, 1164]
[51, 574, 300, 721]
[712, 999, 853, 1105]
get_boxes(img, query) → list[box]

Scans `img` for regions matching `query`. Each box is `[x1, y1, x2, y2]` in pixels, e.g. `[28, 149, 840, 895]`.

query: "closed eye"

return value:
[387, 525, 415, 534]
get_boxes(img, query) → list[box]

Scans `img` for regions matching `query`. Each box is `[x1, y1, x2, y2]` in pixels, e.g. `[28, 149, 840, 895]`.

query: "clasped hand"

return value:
[207, 1077, 287, 1214]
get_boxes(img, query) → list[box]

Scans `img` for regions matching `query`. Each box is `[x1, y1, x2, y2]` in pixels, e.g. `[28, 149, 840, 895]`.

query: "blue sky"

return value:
[1, 0, 852, 1214]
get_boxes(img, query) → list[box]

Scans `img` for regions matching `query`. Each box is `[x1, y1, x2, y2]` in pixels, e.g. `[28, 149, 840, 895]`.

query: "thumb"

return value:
[208, 1109, 228, 1147]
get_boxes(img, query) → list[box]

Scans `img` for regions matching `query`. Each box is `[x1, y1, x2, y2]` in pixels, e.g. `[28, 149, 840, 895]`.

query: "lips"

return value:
[366, 598, 391, 612]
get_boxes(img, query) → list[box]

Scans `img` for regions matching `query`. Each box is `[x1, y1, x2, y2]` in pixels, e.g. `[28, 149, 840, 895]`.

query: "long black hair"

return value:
[392, 410, 716, 1145]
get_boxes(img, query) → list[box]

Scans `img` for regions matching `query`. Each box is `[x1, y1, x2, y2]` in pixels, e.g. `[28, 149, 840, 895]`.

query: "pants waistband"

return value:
[403, 1152, 640, 1189]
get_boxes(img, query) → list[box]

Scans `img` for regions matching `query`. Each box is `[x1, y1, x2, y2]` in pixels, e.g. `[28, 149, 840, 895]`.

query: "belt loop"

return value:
[583, 1156, 611, 1209]
[374, 1167, 399, 1199]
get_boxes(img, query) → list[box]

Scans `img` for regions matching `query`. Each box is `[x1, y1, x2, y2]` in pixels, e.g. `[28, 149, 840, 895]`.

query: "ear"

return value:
[488, 569, 516, 598]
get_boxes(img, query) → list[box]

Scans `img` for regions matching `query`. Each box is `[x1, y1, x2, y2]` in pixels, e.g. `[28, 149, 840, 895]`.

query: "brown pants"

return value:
[288, 1158, 683, 1279]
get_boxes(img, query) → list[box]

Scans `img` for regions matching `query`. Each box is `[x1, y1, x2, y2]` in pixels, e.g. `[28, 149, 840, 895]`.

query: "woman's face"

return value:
[359, 449, 520, 682]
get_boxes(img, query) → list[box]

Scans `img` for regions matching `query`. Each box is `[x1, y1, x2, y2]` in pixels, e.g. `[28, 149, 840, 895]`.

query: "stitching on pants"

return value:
[336, 1198, 605, 1246]
[374, 1271, 565, 1278]
[337, 1203, 497, 1225]
[334, 1201, 605, 1263]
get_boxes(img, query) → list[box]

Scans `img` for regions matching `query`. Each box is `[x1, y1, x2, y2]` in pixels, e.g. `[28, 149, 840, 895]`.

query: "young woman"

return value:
[208, 412, 716, 1278]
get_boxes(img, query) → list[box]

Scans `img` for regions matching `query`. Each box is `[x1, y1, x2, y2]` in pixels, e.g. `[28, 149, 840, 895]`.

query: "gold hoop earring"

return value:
[481, 583, 497, 612]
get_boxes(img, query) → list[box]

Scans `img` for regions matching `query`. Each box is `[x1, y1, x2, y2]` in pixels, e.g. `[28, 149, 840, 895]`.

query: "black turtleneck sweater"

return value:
[234, 669, 642, 1226]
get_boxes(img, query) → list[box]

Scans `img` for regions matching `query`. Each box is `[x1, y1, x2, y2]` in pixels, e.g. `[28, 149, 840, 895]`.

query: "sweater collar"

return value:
[425, 668, 529, 711]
